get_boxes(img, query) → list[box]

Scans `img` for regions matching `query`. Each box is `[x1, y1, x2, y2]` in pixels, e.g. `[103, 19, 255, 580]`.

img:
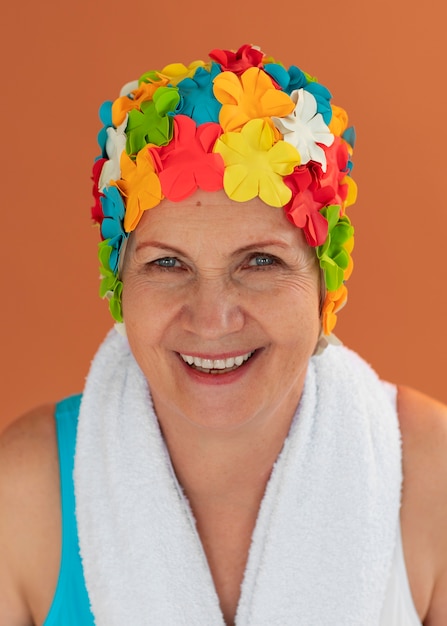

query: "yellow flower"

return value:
[159, 60, 209, 86]
[214, 118, 300, 207]
[341, 176, 358, 212]
[112, 76, 170, 126]
[112, 148, 163, 232]
[322, 284, 348, 335]
[213, 67, 295, 132]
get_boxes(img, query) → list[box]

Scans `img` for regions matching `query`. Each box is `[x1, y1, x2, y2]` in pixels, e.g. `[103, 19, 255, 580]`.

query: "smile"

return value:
[179, 351, 255, 374]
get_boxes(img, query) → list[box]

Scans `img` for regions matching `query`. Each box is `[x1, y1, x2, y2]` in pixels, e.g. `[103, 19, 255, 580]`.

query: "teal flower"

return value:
[97, 101, 114, 157]
[176, 63, 222, 124]
[99, 187, 128, 274]
[265, 63, 332, 125]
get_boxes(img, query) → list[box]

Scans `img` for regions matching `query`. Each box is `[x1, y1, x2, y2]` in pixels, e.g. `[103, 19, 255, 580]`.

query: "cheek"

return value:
[271, 276, 321, 341]
[121, 278, 162, 338]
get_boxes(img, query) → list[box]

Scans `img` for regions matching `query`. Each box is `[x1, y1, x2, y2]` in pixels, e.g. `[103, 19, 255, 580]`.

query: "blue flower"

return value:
[342, 126, 356, 149]
[265, 63, 332, 125]
[99, 186, 128, 273]
[264, 62, 295, 90]
[176, 63, 222, 124]
[305, 81, 332, 125]
[97, 100, 114, 157]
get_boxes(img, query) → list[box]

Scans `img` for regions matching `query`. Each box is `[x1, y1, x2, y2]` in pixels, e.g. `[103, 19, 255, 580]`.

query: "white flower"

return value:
[272, 89, 334, 172]
[98, 116, 128, 191]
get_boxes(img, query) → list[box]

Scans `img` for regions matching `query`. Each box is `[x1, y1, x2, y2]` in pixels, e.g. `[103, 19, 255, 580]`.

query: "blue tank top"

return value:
[43, 394, 95, 625]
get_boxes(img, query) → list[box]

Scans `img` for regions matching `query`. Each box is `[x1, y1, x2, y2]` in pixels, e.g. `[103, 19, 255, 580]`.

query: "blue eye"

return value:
[154, 257, 179, 268]
[248, 254, 276, 267]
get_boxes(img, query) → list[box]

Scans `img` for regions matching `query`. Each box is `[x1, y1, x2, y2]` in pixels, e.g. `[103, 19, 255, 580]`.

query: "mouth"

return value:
[179, 350, 255, 375]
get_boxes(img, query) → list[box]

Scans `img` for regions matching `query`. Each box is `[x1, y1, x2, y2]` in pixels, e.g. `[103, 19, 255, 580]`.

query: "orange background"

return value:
[2, 0, 446, 431]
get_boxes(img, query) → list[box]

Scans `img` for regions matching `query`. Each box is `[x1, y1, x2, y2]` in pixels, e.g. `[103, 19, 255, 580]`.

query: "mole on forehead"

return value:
[196, 201, 202, 207]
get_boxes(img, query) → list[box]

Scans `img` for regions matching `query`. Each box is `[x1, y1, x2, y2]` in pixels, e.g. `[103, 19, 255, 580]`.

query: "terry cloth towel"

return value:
[74, 329, 402, 626]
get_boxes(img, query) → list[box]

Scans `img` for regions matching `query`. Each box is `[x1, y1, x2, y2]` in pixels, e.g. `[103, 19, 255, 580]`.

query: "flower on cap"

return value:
[98, 116, 128, 191]
[91, 158, 106, 224]
[265, 64, 332, 125]
[159, 60, 208, 86]
[283, 162, 332, 247]
[315, 137, 352, 213]
[316, 205, 354, 291]
[112, 148, 163, 232]
[329, 104, 349, 137]
[151, 115, 224, 202]
[213, 67, 295, 132]
[342, 176, 358, 211]
[99, 187, 128, 273]
[322, 284, 348, 335]
[98, 241, 124, 322]
[176, 64, 222, 124]
[272, 89, 334, 172]
[209, 44, 265, 74]
[112, 75, 170, 127]
[214, 118, 300, 207]
[125, 86, 180, 155]
[97, 101, 114, 157]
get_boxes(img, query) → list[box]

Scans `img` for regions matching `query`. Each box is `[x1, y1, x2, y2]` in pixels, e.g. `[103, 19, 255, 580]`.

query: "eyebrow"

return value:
[135, 240, 290, 256]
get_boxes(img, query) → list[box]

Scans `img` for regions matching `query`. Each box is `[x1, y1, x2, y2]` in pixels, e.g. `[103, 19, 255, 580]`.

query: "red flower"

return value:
[283, 162, 334, 247]
[91, 158, 107, 224]
[209, 44, 265, 75]
[283, 136, 353, 246]
[319, 137, 350, 207]
[283, 185, 329, 247]
[151, 115, 224, 201]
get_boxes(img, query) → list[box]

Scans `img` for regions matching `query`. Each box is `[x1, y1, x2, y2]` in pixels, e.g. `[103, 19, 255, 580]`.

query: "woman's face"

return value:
[122, 189, 321, 432]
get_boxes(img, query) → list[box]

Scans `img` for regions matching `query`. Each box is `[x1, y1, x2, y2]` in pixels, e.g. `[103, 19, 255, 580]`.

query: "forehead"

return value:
[130, 189, 310, 253]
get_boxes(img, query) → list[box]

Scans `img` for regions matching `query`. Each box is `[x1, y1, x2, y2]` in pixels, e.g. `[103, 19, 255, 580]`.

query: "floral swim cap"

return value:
[91, 44, 357, 334]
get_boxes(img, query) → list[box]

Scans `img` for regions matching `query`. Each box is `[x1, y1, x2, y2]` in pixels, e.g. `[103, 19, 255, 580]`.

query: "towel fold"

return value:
[74, 329, 401, 625]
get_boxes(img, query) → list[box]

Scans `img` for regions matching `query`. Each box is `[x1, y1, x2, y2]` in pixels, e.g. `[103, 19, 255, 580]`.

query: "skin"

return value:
[1, 190, 447, 625]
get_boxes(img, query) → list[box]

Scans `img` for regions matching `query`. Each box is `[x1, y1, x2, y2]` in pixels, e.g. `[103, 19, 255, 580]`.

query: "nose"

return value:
[180, 276, 245, 340]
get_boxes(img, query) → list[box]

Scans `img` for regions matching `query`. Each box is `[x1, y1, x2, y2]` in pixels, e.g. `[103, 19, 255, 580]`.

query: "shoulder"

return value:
[0, 404, 59, 491]
[397, 386, 447, 624]
[0, 404, 60, 625]
[397, 386, 447, 509]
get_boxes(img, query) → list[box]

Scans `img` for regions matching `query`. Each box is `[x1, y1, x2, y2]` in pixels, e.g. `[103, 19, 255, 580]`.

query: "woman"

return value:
[1, 44, 446, 625]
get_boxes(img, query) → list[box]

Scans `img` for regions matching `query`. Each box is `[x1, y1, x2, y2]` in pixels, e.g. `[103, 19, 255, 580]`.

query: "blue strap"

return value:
[43, 394, 95, 625]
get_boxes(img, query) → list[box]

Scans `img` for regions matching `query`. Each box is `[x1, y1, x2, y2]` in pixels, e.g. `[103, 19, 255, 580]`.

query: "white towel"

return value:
[74, 329, 402, 625]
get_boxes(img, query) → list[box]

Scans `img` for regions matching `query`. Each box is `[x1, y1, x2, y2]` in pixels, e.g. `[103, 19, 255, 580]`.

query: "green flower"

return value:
[316, 205, 354, 291]
[125, 86, 180, 155]
[98, 240, 123, 322]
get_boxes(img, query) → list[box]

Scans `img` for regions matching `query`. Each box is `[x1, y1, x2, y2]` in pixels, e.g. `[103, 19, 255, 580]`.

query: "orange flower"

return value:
[213, 67, 295, 132]
[112, 149, 163, 232]
[322, 284, 348, 335]
[329, 104, 349, 137]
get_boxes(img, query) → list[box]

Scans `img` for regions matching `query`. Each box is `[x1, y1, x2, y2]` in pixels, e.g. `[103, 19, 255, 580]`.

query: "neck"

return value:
[152, 389, 302, 504]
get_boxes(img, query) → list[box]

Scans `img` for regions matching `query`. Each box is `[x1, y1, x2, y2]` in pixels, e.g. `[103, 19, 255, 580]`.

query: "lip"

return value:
[178, 350, 256, 360]
[176, 349, 260, 385]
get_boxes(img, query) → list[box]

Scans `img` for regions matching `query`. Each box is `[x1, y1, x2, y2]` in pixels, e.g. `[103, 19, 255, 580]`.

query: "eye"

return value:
[247, 253, 278, 268]
[153, 257, 181, 269]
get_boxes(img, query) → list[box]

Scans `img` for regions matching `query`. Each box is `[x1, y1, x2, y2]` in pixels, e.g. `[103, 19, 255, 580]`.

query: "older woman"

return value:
[1, 44, 446, 626]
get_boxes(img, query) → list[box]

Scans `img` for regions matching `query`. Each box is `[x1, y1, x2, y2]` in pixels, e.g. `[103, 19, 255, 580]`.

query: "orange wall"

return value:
[2, 0, 446, 430]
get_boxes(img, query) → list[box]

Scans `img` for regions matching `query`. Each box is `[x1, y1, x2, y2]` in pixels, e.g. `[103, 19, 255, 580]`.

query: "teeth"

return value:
[180, 351, 254, 372]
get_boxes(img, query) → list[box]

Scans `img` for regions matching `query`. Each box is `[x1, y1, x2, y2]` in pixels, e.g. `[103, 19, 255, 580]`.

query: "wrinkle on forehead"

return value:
[124, 189, 318, 270]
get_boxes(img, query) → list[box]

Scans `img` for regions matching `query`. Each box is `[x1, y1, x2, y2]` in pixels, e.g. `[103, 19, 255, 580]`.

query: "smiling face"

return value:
[121, 189, 321, 432]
